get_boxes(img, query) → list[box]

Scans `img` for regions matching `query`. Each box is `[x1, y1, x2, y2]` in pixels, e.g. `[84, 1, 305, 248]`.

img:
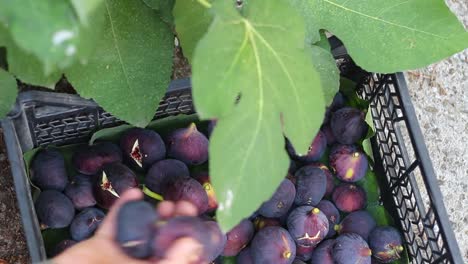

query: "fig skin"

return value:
[304, 162, 335, 197]
[237, 247, 254, 264]
[287, 131, 327, 163]
[70, 208, 105, 241]
[369, 226, 404, 263]
[35, 190, 75, 229]
[287, 206, 329, 248]
[145, 159, 190, 195]
[120, 128, 166, 170]
[166, 123, 209, 166]
[333, 233, 372, 264]
[116, 200, 159, 259]
[335, 210, 376, 241]
[258, 179, 296, 218]
[330, 144, 368, 183]
[332, 183, 367, 213]
[331, 107, 368, 144]
[64, 174, 96, 210]
[31, 149, 68, 191]
[316, 200, 341, 238]
[250, 226, 296, 264]
[93, 162, 139, 209]
[192, 171, 218, 212]
[222, 219, 255, 257]
[72, 142, 122, 175]
[162, 177, 209, 214]
[294, 166, 327, 206]
[310, 239, 335, 264]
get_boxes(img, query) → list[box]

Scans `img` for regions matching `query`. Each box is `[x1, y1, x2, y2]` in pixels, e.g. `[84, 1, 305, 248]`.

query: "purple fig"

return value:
[335, 210, 376, 241]
[251, 226, 296, 264]
[333, 233, 372, 264]
[332, 183, 367, 213]
[72, 142, 122, 175]
[369, 226, 404, 263]
[93, 163, 138, 209]
[166, 123, 209, 166]
[120, 128, 166, 169]
[331, 107, 368, 144]
[287, 206, 328, 247]
[330, 144, 368, 182]
[259, 179, 296, 218]
[31, 149, 68, 191]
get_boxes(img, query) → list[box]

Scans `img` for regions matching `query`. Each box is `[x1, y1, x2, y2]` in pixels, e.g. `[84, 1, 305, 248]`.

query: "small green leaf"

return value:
[173, 0, 213, 63]
[357, 170, 380, 206]
[66, 0, 174, 128]
[0, 0, 106, 73]
[315, 30, 331, 50]
[193, 0, 325, 231]
[340, 77, 368, 109]
[294, 0, 468, 73]
[0, 68, 17, 117]
[367, 204, 394, 226]
[311, 43, 339, 107]
[362, 106, 376, 161]
[0, 23, 61, 87]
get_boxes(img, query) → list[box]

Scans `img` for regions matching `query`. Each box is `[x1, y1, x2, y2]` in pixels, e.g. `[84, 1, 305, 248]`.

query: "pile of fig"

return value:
[30, 91, 405, 263]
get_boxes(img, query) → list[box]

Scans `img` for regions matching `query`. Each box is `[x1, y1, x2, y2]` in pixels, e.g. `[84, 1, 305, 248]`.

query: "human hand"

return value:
[53, 188, 202, 264]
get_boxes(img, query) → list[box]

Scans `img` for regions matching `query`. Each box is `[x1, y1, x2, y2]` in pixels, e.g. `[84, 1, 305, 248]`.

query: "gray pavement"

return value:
[405, 0, 467, 261]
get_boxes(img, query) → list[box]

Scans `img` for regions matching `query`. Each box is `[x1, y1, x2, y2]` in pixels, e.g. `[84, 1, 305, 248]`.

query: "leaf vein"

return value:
[322, 0, 446, 39]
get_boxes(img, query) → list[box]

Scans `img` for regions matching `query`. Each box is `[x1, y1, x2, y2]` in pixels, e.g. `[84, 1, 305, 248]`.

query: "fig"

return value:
[223, 219, 255, 256]
[204, 220, 227, 261]
[153, 216, 213, 262]
[166, 123, 209, 166]
[70, 208, 105, 241]
[316, 200, 341, 238]
[321, 124, 336, 146]
[31, 149, 68, 191]
[72, 142, 122, 175]
[294, 166, 327, 206]
[192, 171, 218, 212]
[287, 206, 328, 248]
[116, 200, 158, 259]
[305, 162, 335, 197]
[368, 226, 404, 263]
[252, 215, 281, 231]
[162, 177, 209, 214]
[332, 183, 367, 213]
[93, 162, 138, 209]
[330, 144, 368, 182]
[335, 211, 376, 241]
[331, 107, 368, 144]
[237, 247, 254, 264]
[310, 239, 335, 264]
[35, 190, 75, 229]
[292, 259, 307, 264]
[64, 174, 96, 210]
[259, 179, 296, 218]
[333, 233, 372, 264]
[287, 131, 327, 163]
[295, 244, 315, 262]
[145, 159, 190, 195]
[251, 226, 296, 264]
[120, 128, 166, 169]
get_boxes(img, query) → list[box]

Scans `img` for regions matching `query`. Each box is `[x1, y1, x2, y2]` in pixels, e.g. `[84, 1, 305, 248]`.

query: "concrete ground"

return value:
[405, 0, 467, 261]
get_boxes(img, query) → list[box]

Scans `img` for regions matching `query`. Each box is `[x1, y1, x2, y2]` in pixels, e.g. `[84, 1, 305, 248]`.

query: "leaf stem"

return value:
[197, 0, 212, 8]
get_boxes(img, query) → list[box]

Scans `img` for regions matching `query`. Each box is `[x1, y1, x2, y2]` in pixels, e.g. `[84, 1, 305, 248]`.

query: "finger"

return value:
[157, 201, 176, 219]
[173, 201, 198, 217]
[96, 188, 143, 238]
[158, 238, 203, 264]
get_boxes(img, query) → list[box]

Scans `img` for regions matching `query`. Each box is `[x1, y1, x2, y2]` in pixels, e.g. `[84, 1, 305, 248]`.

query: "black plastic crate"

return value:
[1, 44, 463, 263]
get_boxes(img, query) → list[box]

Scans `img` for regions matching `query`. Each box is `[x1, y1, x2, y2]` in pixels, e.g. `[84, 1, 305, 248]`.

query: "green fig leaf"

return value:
[66, 0, 174, 128]
[192, 0, 325, 231]
[291, 0, 468, 73]
[173, 0, 213, 63]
